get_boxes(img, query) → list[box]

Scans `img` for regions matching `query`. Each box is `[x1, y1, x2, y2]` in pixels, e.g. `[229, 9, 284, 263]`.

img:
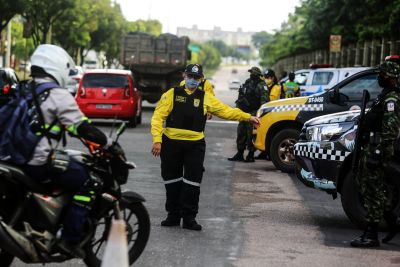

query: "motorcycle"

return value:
[0, 123, 150, 266]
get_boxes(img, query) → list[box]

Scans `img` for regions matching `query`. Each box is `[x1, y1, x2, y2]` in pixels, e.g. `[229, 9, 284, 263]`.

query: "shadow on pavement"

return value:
[288, 173, 400, 251]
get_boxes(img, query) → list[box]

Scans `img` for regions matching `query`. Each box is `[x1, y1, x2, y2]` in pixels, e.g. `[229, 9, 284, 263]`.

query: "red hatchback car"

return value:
[76, 69, 142, 127]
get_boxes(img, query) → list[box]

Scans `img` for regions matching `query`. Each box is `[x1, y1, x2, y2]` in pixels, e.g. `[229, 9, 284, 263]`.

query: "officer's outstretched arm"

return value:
[206, 93, 251, 121]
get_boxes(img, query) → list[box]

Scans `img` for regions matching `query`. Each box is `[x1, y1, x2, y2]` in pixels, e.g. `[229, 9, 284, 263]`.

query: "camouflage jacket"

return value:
[364, 87, 400, 159]
[236, 78, 269, 112]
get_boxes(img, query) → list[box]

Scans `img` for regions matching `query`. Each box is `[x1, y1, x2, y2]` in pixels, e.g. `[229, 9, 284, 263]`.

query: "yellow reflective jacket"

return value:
[269, 84, 281, 101]
[151, 88, 251, 143]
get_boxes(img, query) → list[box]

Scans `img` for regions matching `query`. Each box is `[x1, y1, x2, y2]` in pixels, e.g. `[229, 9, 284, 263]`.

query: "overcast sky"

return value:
[116, 0, 300, 34]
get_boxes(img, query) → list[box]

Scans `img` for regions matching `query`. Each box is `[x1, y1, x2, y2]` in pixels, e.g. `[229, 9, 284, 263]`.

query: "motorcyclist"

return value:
[21, 44, 123, 256]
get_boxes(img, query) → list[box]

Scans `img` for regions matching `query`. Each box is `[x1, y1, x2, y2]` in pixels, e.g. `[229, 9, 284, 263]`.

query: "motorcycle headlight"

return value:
[306, 122, 354, 142]
[256, 106, 274, 118]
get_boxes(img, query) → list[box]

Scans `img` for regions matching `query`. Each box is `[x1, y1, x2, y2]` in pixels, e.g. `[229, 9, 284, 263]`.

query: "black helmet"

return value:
[288, 72, 295, 81]
[264, 69, 275, 77]
[379, 61, 400, 78]
[248, 66, 262, 76]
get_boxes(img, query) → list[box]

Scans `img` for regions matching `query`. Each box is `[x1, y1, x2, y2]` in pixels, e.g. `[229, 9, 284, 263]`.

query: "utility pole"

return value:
[5, 20, 12, 67]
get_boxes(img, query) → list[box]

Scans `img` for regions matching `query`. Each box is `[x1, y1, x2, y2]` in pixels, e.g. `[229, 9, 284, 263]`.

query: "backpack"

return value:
[0, 82, 59, 165]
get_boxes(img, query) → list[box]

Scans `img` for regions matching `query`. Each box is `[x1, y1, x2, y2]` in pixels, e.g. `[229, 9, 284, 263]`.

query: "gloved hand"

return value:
[105, 141, 125, 158]
[366, 151, 382, 168]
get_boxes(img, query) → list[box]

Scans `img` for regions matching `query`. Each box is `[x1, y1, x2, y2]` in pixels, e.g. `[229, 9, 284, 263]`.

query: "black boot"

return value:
[254, 151, 267, 160]
[350, 223, 380, 248]
[382, 211, 399, 243]
[182, 218, 202, 231]
[161, 214, 181, 227]
[244, 151, 255, 162]
[228, 150, 244, 161]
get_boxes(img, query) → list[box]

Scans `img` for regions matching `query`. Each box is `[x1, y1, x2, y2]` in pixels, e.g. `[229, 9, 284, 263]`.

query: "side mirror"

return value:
[329, 88, 339, 103]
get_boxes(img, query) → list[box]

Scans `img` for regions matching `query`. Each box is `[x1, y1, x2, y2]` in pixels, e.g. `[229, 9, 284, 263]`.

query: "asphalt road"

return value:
[14, 66, 400, 267]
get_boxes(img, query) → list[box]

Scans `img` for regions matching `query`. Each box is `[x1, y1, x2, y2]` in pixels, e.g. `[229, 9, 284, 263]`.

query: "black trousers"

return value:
[160, 135, 205, 220]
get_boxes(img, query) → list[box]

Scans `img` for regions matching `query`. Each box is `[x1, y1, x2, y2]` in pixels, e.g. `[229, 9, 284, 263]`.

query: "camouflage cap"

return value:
[248, 67, 262, 76]
[380, 61, 400, 78]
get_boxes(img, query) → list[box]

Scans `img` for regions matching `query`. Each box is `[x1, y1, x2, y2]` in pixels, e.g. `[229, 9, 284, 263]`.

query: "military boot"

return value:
[161, 214, 181, 227]
[228, 150, 244, 161]
[182, 218, 202, 231]
[350, 223, 380, 248]
[244, 151, 255, 162]
[382, 211, 399, 243]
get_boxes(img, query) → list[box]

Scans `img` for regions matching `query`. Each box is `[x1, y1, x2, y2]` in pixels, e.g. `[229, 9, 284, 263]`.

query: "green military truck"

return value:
[120, 32, 190, 103]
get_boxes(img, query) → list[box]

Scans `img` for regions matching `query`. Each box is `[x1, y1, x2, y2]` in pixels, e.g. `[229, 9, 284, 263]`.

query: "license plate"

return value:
[96, 104, 112, 109]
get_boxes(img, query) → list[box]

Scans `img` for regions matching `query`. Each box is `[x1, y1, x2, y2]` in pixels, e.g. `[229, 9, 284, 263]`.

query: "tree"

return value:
[126, 19, 162, 36]
[24, 0, 75, 46]
[52, 0, 99, 63]
[88, 0, 125, 67]
[11, 19, 35, 63]
[197, 43, 221, 72]
[0, 0, 26, 33]
[251, 31, 273, 49]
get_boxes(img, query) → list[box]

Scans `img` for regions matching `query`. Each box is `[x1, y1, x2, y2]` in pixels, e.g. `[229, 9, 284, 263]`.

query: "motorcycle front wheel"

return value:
[84, 202, 150, 267]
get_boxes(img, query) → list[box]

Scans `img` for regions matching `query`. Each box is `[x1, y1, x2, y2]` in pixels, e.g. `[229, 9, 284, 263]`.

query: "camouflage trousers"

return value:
[356, 152, 391, 223]
[236, 121, 255, 152]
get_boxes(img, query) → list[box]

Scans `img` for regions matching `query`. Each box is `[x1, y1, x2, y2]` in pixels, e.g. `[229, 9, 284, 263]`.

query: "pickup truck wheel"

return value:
[270, 129, 299, 173]
[340, 172, 367, 229]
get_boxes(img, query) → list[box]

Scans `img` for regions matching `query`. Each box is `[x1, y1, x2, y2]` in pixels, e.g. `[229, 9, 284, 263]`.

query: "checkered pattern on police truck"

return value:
[294, 143, 350, 162]
[271, 104, 324, 112]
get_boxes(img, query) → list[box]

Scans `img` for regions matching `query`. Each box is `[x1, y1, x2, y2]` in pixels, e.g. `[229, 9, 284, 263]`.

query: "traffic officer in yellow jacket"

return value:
[151, 64, 260, 231]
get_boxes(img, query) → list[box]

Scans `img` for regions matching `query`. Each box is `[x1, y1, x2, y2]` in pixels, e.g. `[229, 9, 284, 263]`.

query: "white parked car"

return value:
[229, 79, 241, 90]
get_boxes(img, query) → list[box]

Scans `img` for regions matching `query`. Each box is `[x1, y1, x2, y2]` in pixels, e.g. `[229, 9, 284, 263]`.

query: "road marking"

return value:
[207, 120, 239, 124]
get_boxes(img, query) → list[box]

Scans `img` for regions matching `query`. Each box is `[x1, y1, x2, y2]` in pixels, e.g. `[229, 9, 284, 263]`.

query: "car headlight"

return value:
[256, 106, 274, 118]
[306, 122, 354, 142]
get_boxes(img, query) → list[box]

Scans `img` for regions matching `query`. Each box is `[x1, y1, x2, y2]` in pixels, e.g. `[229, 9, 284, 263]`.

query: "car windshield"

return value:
[339, 73, 380, 101]
[312, 72, 333, 85]
[83, 74, 128, 88]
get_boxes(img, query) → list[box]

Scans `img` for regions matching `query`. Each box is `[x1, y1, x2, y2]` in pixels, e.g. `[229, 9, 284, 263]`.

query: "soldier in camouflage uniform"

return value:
[228, 67, 269, 162]
[351, 61, 400, 248]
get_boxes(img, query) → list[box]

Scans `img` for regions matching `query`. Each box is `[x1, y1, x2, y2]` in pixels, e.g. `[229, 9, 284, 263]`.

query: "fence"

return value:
[272, 38, 400, 76]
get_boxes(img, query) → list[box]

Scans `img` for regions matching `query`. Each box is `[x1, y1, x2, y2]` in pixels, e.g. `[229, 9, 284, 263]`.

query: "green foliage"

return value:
[11, 20, 35, 61]
[259, 0, 400, 66]
[192, 42, 221, 73]
[126, 19, 162, 36]
[52, 0, 99, 61]
[24, 0, 75, 45]
[3, 0, 163, 67]
[0, 0, 26, 32]
[251, 31, 273, 49]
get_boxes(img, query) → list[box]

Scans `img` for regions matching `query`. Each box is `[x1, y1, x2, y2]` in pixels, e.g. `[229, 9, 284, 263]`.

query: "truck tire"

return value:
[270, 128, 299, 173]
[340, 172, 367, 229]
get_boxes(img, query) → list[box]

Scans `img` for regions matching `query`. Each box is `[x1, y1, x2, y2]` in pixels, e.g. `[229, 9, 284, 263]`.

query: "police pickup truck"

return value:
[254, 67, 379, 173]
[294, 110, 400, 227]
